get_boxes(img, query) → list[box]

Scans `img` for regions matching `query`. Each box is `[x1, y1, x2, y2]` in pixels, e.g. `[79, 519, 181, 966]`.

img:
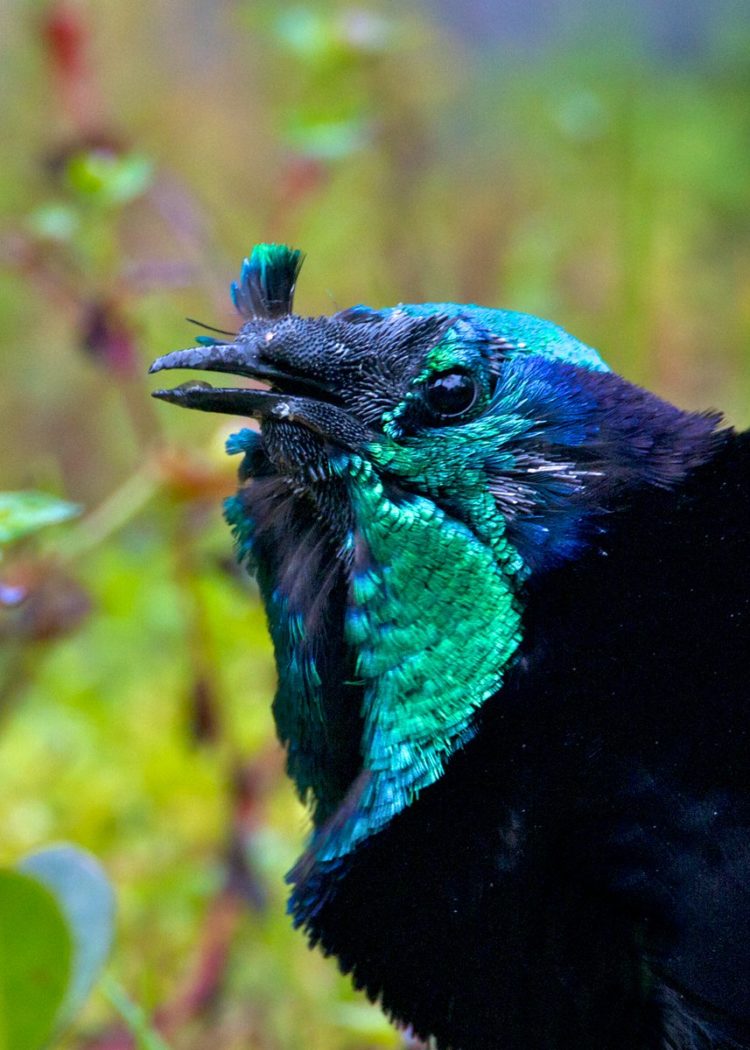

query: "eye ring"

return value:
[424, 369, 479, 420]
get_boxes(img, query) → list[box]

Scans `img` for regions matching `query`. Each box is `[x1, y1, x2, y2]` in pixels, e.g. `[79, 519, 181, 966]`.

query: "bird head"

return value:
[150, 244, 722, 880]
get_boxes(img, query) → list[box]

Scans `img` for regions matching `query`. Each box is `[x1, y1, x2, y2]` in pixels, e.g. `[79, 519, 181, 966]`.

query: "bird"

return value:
[150, 243, 749, 1050]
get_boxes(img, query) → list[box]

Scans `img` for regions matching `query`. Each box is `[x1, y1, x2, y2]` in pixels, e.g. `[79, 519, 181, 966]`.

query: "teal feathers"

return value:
[329, 454, 523, 860]
[231, 243, 305, 320]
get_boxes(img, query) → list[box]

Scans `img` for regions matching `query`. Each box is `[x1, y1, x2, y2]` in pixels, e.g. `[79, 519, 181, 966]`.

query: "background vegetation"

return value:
[1, 1, 748, 1046]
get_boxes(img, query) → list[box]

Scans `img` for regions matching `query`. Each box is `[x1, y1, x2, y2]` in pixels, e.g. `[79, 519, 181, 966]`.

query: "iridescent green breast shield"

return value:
[328, 452, 523, 862]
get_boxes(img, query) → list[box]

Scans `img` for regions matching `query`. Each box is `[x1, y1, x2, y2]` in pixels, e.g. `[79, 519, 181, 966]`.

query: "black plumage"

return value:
[302, 431, 750, 1050]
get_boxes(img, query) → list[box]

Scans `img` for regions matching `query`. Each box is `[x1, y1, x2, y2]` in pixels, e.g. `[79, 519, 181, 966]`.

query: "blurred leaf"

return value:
[27, 203, 80, 242]
[0, 492, 81, 547]
[285, 116, 369, 159]
[0, 869, 73, 1050]
[19, 844, 115, 1026]
[273, 7, 337, 63]
[101, 976, 172, 1050]
[66, 151, 154, 207]
[271, 6, 391, 69]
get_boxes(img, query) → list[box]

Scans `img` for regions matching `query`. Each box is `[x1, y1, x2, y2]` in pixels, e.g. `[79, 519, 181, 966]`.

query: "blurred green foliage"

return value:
[0, 867, 72, 1048]
[0, 492, 81, 547]
[0, 845, 114, 1049]
[0, 0, 748, 1047]
[20, 845, 116, 1032]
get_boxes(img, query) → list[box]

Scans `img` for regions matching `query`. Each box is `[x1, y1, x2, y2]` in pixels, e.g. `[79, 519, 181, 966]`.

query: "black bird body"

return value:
[151, 245, 750, 1049]
[304, 430, 750, 1050]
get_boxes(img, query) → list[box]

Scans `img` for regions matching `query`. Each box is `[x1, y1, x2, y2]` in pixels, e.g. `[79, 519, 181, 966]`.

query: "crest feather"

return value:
[231, 243, 305, 319]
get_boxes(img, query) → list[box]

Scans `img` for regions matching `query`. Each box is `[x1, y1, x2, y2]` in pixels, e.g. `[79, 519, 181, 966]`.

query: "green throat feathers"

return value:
[224, 385, 527, 867]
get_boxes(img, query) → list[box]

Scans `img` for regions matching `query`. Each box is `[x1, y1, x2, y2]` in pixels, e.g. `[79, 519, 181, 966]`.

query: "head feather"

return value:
[231, 243, 305, 320]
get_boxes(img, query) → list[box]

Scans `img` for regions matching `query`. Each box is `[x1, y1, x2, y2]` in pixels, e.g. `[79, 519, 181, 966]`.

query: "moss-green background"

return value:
[1, 2, 748, 1046]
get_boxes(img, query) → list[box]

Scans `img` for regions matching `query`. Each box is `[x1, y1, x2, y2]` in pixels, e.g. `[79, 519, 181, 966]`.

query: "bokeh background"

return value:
[1, 1, 749, 1047]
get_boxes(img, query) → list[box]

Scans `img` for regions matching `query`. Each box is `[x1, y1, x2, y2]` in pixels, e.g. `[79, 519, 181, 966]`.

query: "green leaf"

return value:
[285, 116, 369, 159]
[66, 151, 154, 207]
[0, 869, 73, 1050]
[27, 204, 80, 242]
[20, 845, 115, 1027]
[273, 7, 334, 61]
[0, 492, 82, 547]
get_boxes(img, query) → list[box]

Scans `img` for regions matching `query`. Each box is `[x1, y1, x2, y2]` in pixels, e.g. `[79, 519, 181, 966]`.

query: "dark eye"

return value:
[424, 370, 479, 420]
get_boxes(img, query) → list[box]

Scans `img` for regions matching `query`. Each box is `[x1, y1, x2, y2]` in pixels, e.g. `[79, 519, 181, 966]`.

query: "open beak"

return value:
[149, 337, 370, 448]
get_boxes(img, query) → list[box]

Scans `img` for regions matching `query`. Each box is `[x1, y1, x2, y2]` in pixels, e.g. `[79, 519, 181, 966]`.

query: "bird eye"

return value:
[424, 370, 479, 420]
